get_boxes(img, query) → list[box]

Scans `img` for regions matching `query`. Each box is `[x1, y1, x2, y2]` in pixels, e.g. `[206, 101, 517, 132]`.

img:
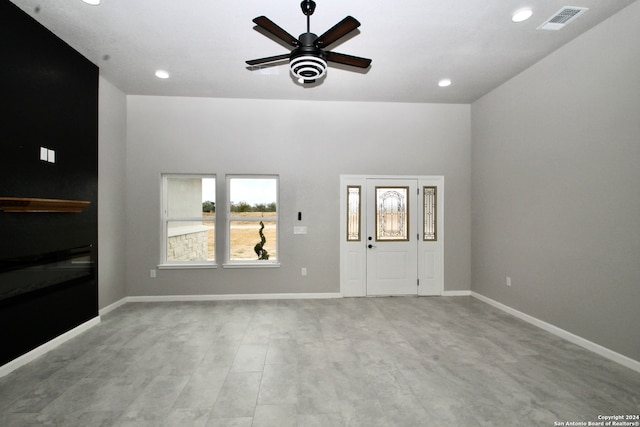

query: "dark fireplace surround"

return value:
[0, 0, 99, 366]
[0, 245, 94, 302]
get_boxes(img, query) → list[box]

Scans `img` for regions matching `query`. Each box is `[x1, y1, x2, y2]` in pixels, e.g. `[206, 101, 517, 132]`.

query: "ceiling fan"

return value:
[246, 0, 372, 84]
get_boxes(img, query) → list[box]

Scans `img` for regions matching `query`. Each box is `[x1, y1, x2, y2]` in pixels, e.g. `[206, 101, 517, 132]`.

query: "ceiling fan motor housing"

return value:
[289, 32, 327, 82]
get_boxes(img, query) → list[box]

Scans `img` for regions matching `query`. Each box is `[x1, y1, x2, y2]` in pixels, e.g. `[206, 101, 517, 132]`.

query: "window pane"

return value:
[423, 186, 437, 241]
[166, 221, 215, 262]
[376, 186, 409, 241]
[162, 174, 215, 265]
[229, 220, 277, 261]
[228, 176, 278, 263]
[347, 186, 361, 241]
[229, 178, 277, 213]
[167, 176, 216, 218]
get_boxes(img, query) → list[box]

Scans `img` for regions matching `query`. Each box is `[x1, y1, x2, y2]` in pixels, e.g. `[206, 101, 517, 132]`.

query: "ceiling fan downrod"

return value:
[300, 0, 316, 33]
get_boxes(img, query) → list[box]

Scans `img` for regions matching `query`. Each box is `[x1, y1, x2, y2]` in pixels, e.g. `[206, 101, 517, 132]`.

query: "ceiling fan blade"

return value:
[246, 53, 290, 66]
[325, 51, 371, 68]
[253, 16, 299, 47]
[315, 16, 361, 48]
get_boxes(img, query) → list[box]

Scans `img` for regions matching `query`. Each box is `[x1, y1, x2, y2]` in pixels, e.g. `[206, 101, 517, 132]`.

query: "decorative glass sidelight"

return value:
[376, 186, 409, 241]
[423, 186, 437, 241]
[347, 186, 361, 241]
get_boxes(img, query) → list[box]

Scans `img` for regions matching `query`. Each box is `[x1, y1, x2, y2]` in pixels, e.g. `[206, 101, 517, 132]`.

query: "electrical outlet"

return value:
[506, 276, 511, 287]
[301, 267, 307, 276]
[150, 269, 157, 278]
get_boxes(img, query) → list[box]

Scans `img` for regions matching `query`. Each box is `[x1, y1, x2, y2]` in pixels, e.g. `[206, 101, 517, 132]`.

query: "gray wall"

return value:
[98, 76, 128, 309]
[471, 1, 640, 361]
[125, 98, 471, 296]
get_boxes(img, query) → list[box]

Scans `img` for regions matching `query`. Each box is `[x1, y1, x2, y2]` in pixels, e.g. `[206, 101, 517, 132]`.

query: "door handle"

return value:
[368, 244, 376, 249]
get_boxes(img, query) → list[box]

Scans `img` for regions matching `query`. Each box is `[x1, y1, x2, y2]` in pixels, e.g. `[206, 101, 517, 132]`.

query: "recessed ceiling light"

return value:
[512, 9, 533, 22]
[438, 79, 452, 87]
[82, 0, 101, 5]
[155, 70, 170, 79]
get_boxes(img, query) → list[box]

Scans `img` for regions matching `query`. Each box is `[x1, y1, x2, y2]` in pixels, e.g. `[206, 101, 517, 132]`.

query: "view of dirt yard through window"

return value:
[203, 212, 277, 260]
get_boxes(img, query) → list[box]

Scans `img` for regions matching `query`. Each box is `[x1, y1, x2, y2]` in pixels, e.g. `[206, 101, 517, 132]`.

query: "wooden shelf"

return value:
[0, 197, 90, 213]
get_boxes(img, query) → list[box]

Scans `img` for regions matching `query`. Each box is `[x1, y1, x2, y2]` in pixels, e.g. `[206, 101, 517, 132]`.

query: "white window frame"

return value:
[224, 174, 280, 268]
[159, 173, 217, 269]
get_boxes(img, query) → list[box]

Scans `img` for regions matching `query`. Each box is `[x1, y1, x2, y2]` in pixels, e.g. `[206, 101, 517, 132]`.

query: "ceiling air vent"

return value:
[538, 6, 588, 31]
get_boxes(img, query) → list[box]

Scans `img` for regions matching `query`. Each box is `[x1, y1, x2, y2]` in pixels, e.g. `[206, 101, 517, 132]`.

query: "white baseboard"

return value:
[442, 290, 472, 296]
[126, 292, 343, 303]
[0, 316, 101, 378]
[471, 291, 640, 373]
[98, 297, 128, 316]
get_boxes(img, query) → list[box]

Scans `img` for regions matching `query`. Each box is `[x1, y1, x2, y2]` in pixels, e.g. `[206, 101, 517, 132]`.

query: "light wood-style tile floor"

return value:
[1, 297, 638, 426]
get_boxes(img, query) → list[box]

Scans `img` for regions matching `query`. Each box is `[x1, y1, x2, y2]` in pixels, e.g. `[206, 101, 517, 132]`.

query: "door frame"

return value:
[339, 175, 444, 297]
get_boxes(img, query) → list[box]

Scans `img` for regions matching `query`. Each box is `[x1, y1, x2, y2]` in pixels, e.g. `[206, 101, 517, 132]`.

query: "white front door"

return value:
[365, 179, 418, 295]
[340, 175, 444, 297]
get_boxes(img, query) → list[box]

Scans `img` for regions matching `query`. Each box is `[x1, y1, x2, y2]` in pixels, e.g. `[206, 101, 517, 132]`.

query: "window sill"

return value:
[158, 263, 218, 270]
[222, 262, 281, 269]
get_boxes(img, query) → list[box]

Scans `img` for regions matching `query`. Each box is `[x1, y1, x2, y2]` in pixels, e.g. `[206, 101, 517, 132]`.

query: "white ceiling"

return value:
[10, 0, 637, 103]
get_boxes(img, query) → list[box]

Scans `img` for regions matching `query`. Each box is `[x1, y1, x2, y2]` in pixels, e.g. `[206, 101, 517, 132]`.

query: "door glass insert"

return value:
[376, 186, 409, 241]
[347, 186, 361, 241]
[423, 186, 437, 241]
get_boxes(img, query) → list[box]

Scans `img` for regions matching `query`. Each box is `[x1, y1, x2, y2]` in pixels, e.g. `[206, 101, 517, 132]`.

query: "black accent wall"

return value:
[0, 1, 99, 365]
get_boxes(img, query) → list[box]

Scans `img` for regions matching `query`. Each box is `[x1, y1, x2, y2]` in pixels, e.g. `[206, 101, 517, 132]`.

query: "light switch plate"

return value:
[40, 147, 55, 163]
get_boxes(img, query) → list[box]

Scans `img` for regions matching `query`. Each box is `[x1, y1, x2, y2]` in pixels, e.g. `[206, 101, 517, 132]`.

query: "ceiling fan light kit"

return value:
[246, 0, 371, 85]
[290, 55, 327, 82]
